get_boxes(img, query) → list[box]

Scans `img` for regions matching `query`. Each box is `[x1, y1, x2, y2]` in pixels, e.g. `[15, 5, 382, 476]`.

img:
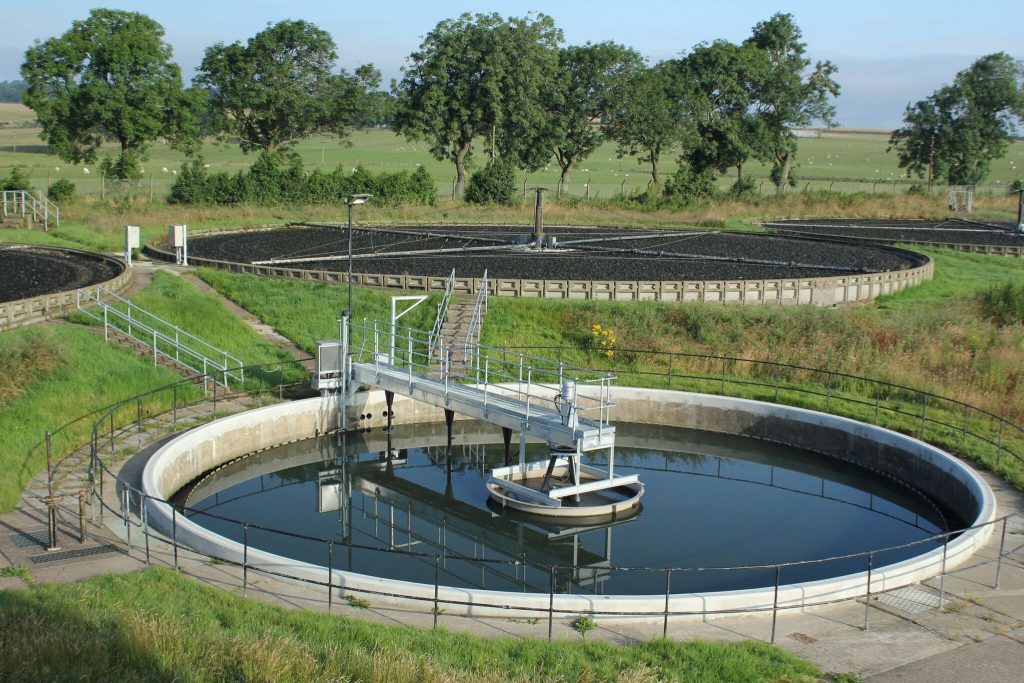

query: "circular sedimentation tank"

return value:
[0, 244, 125, 303]
[148, 223, 934, 306]
[765, 218, 1024, 255]
[141, 387, 996, 619]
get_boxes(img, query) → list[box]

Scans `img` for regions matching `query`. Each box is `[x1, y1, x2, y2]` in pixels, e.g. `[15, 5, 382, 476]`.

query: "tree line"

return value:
[16, 9, 1024, 199]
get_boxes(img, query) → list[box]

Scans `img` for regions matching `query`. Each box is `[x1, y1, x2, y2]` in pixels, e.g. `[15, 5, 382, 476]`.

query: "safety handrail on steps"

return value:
[462, 270, 488, 369]
[75, 286, 244, 387]
[1, 190, 60, 230]
[427, 269, 456, 360]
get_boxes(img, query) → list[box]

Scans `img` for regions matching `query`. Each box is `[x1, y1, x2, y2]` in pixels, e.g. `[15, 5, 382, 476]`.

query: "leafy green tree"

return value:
[549, 42, 644, 193]
[464, 159, 519, 205]
[889, 53, 1024, 187]
[196, 20, 373, 154]
[20, 9, 196, 179]
[603, 62, 688, 189]
[394, 12, 562, 197]
[675, 40, 768, 184]
[744, 13, 839, 192]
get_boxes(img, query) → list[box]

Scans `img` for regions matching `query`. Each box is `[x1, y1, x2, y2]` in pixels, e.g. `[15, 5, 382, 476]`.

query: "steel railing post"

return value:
[864, 552, 873, 630]
[142, 494, 150, 566]
[994, 517, 1008, 589]
[770, 565, 781, 644]
[172, 506, 178, 571]
[663, 569, 672, 638]
[548, 565, 556, 641]
[938, 535, 948, 608]
[433, 554, 441, 629]
[327, 541, 334, 613]
[242, 524, 249, 595]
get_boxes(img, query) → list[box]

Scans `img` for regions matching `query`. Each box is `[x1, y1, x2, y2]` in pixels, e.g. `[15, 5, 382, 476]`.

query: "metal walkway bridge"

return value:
[314, 318, 632, 507]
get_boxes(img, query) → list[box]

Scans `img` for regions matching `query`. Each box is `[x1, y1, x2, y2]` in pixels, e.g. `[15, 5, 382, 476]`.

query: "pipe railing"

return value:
[1, 190, 60, 230]
[31, 348, 1024, 642]
[426, 268, 456, 361]
[76, 286, 245, 387]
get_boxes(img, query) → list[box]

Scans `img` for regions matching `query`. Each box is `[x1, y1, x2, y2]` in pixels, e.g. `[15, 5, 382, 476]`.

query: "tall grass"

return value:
[195, 268, 438, 356]
[0, 568, 819, 683]
[0, 325, 193, 511]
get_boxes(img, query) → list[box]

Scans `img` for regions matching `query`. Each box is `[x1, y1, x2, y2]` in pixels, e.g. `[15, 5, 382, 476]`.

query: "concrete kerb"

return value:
[139, 387, 997, 623]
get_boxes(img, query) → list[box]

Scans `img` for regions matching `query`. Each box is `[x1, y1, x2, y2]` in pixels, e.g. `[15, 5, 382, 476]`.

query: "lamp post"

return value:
[344, 193, 372, 317]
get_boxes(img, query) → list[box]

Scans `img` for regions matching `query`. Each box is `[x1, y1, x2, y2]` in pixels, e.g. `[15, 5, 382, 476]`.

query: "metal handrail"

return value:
[76, 351, 1024, 642]
[76, 286, 244, 387]
[1, 190, 60, 230]
[462, 269, 488, 367]
[427, 268, 455, 361]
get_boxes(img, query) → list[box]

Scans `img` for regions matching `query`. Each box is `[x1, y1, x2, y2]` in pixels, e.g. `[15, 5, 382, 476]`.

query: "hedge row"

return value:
[168, 153, 437, 206]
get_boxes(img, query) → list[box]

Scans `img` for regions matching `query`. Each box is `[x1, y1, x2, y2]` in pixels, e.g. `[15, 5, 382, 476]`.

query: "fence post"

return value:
[666, 354, 673, 389]
[995, 420, 1004, 468]
[78, 489, 88, 543]
[720, 358, 726, 393]
[327, 540, 334, 613]
[994, 517, 1008, 589]
[770, 565, 781, 644]
[662, 569, 672, 638]
[136, 397, 142, 435]
[863, 552, 874, 630]
[123, 488, 132, 553]
[938, 535, 948, 608]
[433, 554, 441, 629]
[142, 494, 150, 566]
[172, 506, 178, 572]
[242, 524, 249, 595]
[919, 394, 928, 439]
[825, 371, 832, 409]
[548, 565, 556, 641]
[172, 384, 177, 431]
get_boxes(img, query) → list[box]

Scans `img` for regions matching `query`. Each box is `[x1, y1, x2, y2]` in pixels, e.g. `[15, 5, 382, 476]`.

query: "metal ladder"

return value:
[76, 286, 244, 387]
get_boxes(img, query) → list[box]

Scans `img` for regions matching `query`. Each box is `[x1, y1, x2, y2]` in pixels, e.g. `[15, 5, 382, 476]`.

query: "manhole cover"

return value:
[28, 544, 118, 564]
[9, 529, 50, 548]
[875, 586, 941, 613]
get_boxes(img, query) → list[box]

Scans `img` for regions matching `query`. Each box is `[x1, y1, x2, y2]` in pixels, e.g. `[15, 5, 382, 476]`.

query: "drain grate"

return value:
[9, 529, 50, 548]
[875, 585, 942, 613]
[787, 632, 817, 644]
[28, 544, 118, 564]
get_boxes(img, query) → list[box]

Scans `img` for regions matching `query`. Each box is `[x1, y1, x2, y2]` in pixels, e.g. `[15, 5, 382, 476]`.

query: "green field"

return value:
[3, 103, 1022, 199]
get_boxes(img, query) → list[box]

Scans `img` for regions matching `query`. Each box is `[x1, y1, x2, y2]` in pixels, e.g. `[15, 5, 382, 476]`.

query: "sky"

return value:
[1, 1, 1019, 129]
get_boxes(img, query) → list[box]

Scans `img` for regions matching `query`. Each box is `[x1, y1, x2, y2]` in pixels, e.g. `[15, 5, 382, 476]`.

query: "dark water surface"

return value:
[185, 421, 947, 594]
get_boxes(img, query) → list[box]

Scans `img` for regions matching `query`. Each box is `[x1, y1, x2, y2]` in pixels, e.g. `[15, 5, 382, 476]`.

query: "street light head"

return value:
[346, 193, 372, 206]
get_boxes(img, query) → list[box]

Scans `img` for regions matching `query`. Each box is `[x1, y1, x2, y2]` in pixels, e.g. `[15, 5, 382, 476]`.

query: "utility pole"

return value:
[532, 187, 547, 246]
[927, 133, 936, 194]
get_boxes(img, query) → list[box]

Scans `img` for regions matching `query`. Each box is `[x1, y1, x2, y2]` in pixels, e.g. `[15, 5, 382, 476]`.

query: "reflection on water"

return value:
[185, 421, 948, 595]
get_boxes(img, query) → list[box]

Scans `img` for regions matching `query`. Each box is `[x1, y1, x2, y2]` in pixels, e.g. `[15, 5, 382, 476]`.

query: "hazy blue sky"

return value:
[2, 1, 1019, 128]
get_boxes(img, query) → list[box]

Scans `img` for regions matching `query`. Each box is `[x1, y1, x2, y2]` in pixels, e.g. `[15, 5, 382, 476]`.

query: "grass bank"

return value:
[0, 324, 193, 512]
[0, 568, 819, 683]
[194, 268, 437, 355]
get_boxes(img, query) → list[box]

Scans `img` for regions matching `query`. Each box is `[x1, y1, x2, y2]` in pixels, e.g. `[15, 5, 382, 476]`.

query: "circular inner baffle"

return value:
[186, 224, 928, 282]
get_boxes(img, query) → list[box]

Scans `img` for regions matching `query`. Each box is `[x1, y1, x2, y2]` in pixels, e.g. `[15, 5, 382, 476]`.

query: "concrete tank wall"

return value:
[141, 388, 996, 621]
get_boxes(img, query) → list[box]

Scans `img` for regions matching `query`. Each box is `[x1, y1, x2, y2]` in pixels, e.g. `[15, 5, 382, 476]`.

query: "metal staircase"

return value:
[2, 190, 60, 230]
[76, 286, 244, 387]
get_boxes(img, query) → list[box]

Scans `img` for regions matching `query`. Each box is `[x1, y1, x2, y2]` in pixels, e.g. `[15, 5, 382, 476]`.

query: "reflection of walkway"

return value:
[2, 393, 1023, 681]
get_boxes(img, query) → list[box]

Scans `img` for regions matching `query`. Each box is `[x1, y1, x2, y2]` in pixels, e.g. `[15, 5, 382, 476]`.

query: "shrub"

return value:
[464, 159, 519, 205]
[168, 155, 437, 207]
[1, 167, 32, 192]
[1010, 178, 1023, 194]
[978, 281, 1024, 326]
[729, 177, 756, 199]
[47, 179, 75, 202]
[663, 166, 717, 202]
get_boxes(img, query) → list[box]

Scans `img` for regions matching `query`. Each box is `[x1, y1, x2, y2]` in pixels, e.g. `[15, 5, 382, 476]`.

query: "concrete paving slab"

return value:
[868, 635, 1023, 682]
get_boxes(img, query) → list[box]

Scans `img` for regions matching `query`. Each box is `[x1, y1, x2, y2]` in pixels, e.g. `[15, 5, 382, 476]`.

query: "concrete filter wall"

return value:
[145, 227, 933, 307]
[141, 387, 995, 621]
[0, 247, 131, 332]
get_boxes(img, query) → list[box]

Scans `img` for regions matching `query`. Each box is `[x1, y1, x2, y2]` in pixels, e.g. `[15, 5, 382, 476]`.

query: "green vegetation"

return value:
[20, 9, 198, 179]
[194, 268, 437, 355]
[102, 270, 305, 385]
[977, 281, 1024, 326]
[890, 53, 1024, 187]
[0, 565, 32, 586]
[0, 568, 819, 682]
[465, 158, 520, 205]
[0, 324, 195, 512]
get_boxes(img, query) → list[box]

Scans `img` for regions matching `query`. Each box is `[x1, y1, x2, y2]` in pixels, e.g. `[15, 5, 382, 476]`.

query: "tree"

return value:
[196, 20, 373, 154]
[603, 62, 688, 189]
[889, 53, 1024, 187]
[20, 9, 196, 179]
[675, 40, 768, 185]
[394, 12, 562, 197]
[549, 42, 644, 193]
[744, 13, 839, 192]
[0, 80, 27, 103]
